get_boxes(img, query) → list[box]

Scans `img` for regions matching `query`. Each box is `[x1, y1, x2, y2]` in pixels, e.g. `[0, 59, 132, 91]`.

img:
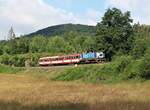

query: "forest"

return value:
[0, 8, 150, 80]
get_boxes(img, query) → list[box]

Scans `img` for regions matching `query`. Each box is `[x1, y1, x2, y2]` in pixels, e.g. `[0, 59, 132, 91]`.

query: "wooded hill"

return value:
[27, 23, 96, 37]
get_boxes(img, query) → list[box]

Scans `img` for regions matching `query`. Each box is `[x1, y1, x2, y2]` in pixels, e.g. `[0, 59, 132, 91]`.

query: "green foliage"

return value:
[138, 50, 150, 79]
[53, 64, 120, 83]
[113, 55, 133, 73]
[54, 67, 87, 81]
[53, 54, 150, 82]
[0, 53, 43, 67]
[4, 40, 18, 54]
[16, 38, 29, 54]
[29, 36, 48, 53]
[132, 24, 150, 59]
[0, 65, 23, 74]
[27, 23, 96, 37]
[96, 8, 133, 59]
[0, 46, 3, 55]
[47, 36, 71, 53]
[0, 54, 26, 67]
[121, 60, 141, 80]
[132, 39, 147, 59]
[0, 31, 96, 58]
[0, 54, 10, 65]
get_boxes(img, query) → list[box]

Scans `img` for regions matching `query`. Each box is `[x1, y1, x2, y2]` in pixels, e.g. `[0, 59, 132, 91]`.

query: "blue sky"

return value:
[44, 0, 106, 14]
[0, 0, 150, 40]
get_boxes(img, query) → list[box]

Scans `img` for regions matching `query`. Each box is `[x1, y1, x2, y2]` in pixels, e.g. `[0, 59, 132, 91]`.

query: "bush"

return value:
[10, 55, 26, 67]
[0, 53, 42, 67]
[122, 49, 150, 80]
[121, 60, 141, 80]
[138, 51, 150, 79]
[0, 54, 10, 65]
[131, 38, 150, 59]
[113, 55, 133, 73]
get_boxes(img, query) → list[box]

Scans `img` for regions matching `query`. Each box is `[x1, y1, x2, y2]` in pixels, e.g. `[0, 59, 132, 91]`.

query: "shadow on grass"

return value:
[0, 100, 149, 110]
[0, 101, 87, 110]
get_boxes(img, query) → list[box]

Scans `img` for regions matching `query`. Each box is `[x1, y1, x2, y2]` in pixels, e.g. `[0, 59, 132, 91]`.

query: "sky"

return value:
[0, 0, 150, 40]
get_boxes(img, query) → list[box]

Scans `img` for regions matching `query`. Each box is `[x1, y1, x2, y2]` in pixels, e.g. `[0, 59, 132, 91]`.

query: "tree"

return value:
[16, 38, 29, 54]
[64, 31, 88, 53]
[96, 8, 133, 60]
[4, 39, 18, 54]
[47, 36, 69, 53]
[0, 48, 3, 55]
[82, 36, 96, 52]
[29, 36, 48, 53]
[7, 27, 16, 40]
[132, 38, 150, 59]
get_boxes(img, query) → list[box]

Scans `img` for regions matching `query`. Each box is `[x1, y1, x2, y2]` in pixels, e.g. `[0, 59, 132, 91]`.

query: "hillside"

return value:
[27, 23, 96, 37]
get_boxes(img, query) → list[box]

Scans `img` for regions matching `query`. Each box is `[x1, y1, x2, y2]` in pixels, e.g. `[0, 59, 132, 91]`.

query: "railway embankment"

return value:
[0, 54, 150, 83]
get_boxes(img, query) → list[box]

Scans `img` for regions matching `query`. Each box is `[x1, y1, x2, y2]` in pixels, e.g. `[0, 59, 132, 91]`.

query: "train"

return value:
[38, 52, 105, 66]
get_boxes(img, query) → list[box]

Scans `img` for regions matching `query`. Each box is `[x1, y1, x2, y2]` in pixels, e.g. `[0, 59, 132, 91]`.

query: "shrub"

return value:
[131, 38, 150, 59]
[113, 55, 133, 73]
[138, 50, 150, 79]
[122, 49, 150, 80]
[0, 53, 41, 67]
[122, 60, 141, 80]
[0, 54, 10, 65]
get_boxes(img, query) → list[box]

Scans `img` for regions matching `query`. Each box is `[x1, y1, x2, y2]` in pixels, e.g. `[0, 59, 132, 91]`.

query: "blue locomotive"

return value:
[80, 52, 105, 63]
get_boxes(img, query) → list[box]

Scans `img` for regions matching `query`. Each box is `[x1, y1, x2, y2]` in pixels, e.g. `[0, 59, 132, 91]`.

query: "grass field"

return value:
[0, 69, 150, 110]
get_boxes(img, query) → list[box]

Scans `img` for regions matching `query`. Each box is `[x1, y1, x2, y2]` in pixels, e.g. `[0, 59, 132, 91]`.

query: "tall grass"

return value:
[0, 73, 149, 110]
[0, 64, 23, 74]
[52, 63, 119, 83]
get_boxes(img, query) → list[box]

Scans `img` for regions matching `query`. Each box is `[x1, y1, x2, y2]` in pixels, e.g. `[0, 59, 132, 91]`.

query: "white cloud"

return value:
[0, 0, 100, 40]
[86, 9, 102, 23]
[106, 0, 150, 24]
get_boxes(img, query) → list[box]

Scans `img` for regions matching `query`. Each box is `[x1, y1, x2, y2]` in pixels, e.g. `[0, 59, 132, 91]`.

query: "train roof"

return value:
[39, 56, 59, 60]
[39, 54, 80, 60]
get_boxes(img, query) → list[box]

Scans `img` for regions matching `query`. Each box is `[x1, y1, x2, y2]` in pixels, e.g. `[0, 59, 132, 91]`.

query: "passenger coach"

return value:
[38, 52, 105, 66]
[39, 54, 80, 66]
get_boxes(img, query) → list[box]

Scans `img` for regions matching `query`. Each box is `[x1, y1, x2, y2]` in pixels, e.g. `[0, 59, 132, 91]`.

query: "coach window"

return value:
[60, 57, 62, 60]
[69, 56, 71, 59]
[64, 57, 66, 60]
[67, 56, 69, 59]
